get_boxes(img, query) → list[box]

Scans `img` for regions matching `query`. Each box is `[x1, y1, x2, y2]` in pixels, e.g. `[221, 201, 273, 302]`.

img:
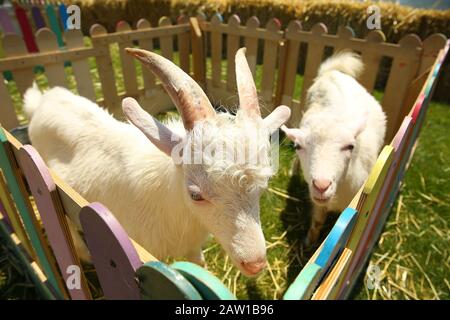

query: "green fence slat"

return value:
[0, 128, 63, 298]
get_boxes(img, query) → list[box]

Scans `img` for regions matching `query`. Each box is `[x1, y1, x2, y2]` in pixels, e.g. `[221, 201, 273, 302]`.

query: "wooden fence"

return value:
[0, 12, 447, 141]
[0, 10, 448, 299]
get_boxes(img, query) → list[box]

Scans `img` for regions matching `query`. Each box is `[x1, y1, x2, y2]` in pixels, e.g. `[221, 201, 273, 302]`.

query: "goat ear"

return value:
[351, 111, 369, 137]
[263, 105, 291, 134]
[122, 97, 182, 157]
[280, 125, 304, 142]
[280, 125, 294, 141]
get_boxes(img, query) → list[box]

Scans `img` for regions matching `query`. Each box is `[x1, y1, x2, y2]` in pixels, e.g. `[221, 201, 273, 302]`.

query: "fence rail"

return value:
[0, 13, 446, 142]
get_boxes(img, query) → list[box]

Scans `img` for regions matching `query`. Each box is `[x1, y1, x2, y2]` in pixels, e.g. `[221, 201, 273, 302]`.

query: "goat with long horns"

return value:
[24, 47, 291, 276]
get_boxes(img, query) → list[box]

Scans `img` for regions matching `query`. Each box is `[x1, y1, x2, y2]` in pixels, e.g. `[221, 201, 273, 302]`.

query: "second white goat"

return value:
[282, 51, 386, 245]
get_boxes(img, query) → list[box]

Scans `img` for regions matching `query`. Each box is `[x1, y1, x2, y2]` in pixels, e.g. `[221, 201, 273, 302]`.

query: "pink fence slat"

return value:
[80, 202, 142, 300]
[17, 145, 91, 300]
[14, 5, 39, 52]
[0, 8, 18, 34]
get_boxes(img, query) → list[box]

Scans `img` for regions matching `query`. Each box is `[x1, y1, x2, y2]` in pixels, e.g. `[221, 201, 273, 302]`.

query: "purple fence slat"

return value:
[80, 203, 142, 300]
[17, 145, 91, 300]
[31, 6, 46, 30]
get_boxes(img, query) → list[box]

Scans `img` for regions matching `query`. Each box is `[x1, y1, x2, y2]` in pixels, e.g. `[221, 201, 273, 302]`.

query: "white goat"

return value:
[282, 51, 386, 245]
[24, 48, 291, 276]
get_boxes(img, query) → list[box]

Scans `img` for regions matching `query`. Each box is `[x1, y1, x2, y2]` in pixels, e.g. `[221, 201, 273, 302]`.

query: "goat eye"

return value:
[294, 143, 302, 150]
[343, 144, 354, 151]
[190, 192, 204, 201]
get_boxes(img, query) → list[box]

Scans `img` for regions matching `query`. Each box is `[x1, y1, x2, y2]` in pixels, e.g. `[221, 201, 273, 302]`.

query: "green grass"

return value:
[1, 42, 449, 299]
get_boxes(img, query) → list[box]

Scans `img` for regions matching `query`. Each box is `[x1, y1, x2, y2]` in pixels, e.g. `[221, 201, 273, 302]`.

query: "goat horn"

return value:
[235, 48, 261, 119]
[125, 48, 215, 130]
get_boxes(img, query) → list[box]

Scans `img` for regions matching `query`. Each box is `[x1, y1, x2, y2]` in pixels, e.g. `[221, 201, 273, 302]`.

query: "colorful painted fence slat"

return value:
[80, 203, 142, 300]
[137, 261, 203, 300]
[171, 262, 236, 300]
[311, 146, 395, 299]
[0, 127, 66, 298]
[31, 6, 46, 30]
[17, 145, 92, 300]
[0, 127, 158, 300]
[45, 4, 64, 48]
[58, 4, 68, 31]
[283, 207, 357, 300]
[0, 163, 33, 255]
[15, 5, 38, 53]
[0, 8, 18, 34]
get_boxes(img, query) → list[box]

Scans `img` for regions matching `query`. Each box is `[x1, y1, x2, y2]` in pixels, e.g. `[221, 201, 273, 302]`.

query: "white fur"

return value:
[283, 52, 386, 243]
[24, 85, 288, 275]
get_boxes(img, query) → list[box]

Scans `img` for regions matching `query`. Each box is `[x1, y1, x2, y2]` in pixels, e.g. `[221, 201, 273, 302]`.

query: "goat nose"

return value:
[313, 179, 332, 193]
[240, 258, 267, 276]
